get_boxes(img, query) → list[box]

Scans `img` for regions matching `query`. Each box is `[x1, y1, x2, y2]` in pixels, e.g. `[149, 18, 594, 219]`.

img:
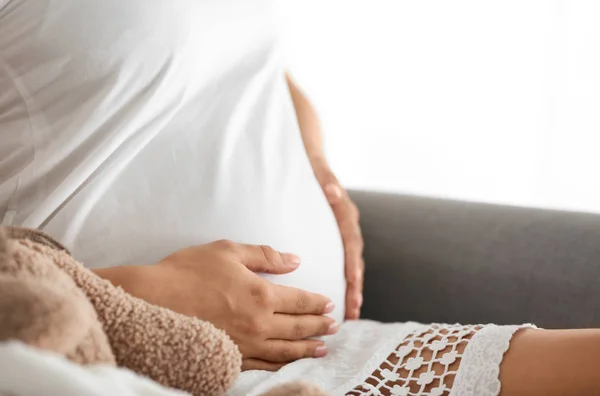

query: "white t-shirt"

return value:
[0, 0, 345, 323]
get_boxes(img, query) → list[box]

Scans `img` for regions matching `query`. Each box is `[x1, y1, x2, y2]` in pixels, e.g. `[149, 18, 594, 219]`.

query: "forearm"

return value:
[92, 264, 184, 313]
[92, 265, 149, 296]
[286, 73, 327, 166]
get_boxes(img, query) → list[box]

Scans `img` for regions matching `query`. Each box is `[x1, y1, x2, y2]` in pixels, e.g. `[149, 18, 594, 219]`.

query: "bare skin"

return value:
[288, 74, 600, 393]
[91, 75, 360, 373]
[286, 73, 365, 320]
[94, 76, 600, 393]
[499, 328, 600, 395]
[94, 241, 337, 371]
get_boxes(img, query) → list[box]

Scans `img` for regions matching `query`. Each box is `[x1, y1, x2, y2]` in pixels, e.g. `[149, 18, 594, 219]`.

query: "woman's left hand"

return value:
[313, 161, 364, 320]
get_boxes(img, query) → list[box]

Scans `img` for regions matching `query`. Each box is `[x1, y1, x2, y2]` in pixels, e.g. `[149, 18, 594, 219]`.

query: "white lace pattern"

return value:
[450, 324, 536, 396]
[346, 323, 535, 396]
[228, 321, 534, 396]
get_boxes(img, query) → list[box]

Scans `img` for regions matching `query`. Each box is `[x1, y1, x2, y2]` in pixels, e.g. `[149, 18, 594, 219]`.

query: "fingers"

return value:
[242, 359, 285, 372]
[257, 340, 328, 363]
[335, 198, 364, 320]
[258, 382, 328, 396]
[330, 194, 363, 263]
[223, 241, 300, 274]
[335, 196, 364, 318]
[241, 339, 330, 371]
[344, 233, 364, 284]
[345, 259, 364, 320]
[270, 314, 338, 340]
[272, 284, 334, 315]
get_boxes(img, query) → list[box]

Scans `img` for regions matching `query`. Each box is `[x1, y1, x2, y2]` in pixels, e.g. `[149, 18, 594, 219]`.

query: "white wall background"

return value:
[274, 0, 600, 213]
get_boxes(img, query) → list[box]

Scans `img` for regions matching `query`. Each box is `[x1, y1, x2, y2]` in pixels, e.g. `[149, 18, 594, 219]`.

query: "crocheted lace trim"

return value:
[345, 323, 534, 396]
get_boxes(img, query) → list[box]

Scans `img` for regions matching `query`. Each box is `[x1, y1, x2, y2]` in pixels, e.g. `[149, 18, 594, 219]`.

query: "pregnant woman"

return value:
[2, 1, 600, 395]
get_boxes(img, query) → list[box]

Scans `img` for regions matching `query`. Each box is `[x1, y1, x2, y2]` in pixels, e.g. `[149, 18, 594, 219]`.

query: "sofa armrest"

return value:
[349, 190, 600, 328]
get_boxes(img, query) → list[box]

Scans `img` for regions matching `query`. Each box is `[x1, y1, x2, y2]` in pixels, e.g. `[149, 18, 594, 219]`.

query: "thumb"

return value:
[324, 182, 343, 204]
[239, 244, 301, 274]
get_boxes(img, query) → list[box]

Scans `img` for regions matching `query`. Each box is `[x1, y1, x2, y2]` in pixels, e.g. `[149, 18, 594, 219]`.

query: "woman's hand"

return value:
[312, 161, 365, 320]
[284, 73, 364, 319]
[118, 240, 338, 371]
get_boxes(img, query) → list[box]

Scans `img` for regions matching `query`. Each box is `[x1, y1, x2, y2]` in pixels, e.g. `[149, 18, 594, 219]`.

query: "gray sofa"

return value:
[350, 190, 600, 329]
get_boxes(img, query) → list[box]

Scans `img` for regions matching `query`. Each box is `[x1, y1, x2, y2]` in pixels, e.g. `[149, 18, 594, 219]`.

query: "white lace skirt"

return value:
[228, 320, 534, 396]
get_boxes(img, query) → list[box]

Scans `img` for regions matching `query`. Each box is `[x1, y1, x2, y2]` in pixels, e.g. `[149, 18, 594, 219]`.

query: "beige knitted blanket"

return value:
[0, 227, 325, 396]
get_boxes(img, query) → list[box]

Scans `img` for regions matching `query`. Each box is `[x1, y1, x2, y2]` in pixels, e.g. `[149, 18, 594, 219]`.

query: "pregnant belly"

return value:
[40, 81, 346, 323]
[259, 232, 346, 325]
[43, 165, 346, 324]
[232, 188, 347, 324]
[251, 187, 346, 324]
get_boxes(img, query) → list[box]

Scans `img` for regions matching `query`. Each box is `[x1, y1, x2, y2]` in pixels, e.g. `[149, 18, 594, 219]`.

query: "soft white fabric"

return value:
[0, 324, 531, 396]
[0, 0, 345, 324]
[450, 324, 535, 396]
[0, 341, 188, 396]
[229, 321, 533, 396]
[0, 2, 528, 395]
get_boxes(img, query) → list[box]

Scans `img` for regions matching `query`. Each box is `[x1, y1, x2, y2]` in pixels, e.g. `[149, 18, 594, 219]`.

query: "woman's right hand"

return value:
[116, 240, 338, 371]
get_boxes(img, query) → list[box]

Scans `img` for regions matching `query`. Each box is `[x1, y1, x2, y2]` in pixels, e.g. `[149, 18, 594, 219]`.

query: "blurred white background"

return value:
[274, 0, 600, 213]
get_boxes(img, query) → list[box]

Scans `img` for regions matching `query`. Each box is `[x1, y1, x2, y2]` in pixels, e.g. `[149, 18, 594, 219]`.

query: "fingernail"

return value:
[324, 302, 335, 314]
[283, 253, 301, 266]
[327, 322, 339, 335]
[314, 345, 328, 358]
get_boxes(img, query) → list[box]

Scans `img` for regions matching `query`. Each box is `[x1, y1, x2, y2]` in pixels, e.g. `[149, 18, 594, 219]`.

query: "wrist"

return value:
[308, 155, 330, 174]
[92, 265, 150, 294]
